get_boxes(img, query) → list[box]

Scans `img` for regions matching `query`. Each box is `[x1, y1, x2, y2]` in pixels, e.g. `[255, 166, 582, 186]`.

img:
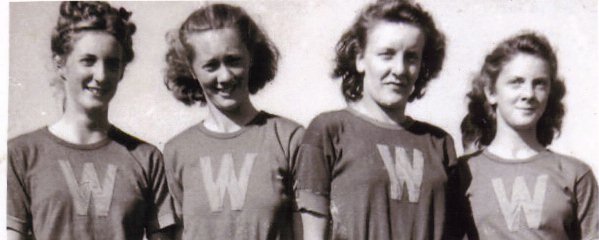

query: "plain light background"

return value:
[3, 0, 599, 234]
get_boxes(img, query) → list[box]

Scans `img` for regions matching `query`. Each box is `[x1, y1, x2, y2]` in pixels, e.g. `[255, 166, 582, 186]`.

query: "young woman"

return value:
[294, 1, 455, 239]
[447, 33, 599, 239]
[7, 2, 175, 240]
[162, 3, 304, 239]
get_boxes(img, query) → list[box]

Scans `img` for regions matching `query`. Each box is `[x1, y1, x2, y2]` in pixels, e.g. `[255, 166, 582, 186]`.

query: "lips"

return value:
[84, 86, 110, 97]
[214, 82, 237, 96]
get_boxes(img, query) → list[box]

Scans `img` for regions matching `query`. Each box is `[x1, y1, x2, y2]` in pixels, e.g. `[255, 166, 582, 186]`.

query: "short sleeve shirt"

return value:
[294, 109, 457, 240]
[450, 150, 599, 240]
[7, 127, 176, 240]
[163, 112, 304, 240]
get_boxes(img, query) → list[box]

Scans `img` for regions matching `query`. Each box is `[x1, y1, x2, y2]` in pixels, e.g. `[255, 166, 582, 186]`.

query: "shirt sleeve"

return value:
[443, 157, 479, 240]
[7, 143, 32, 234]
[575, 169, 599, 240]
[294, 117, 337, 216]
[162, 143, 183, 224]
[145, 148, 176, 233]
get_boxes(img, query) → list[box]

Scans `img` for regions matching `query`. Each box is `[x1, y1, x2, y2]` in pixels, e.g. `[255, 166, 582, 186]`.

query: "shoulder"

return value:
[257, 112, 304, 132]
[109, 127, 162, 167]
[8, 127, 50, 153]
[545, 151, 593, 178]
[306, 109, 352, 132]
[409, 119, 452, 140]
[163, 124, 200, 151]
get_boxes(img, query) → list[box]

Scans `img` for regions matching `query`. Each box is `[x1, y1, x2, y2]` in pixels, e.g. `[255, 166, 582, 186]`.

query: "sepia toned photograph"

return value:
[4, 0, 598, 239]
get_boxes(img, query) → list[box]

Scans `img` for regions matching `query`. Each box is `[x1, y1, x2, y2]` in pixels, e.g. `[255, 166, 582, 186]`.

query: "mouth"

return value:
[215, 82, 237, 96]
[84, 86, 110, 97]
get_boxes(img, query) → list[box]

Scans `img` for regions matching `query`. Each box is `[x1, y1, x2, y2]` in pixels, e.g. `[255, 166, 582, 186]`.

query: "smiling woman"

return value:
[7, 2, 176, 240]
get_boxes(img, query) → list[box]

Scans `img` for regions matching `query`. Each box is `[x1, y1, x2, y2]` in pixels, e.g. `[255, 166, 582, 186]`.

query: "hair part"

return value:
[164, 3, 279, 105]
[461, 32, 566, 149]
[332, 0, 446, 102]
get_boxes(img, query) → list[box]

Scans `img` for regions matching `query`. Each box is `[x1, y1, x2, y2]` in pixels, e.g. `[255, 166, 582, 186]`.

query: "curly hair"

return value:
[462, 32, 566, 149]
[164, 3, 280, 105]
[333, 0, 446, 102]
[51, 1, 136, 66]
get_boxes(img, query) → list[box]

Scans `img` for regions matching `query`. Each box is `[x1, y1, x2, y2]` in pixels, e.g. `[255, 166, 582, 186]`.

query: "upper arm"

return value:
[575, 170, 599, 239]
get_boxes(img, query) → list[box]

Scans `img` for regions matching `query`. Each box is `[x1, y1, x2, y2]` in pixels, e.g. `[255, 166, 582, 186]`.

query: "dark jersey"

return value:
[163, 112, 304, 240]
[446, 150, 599, 240]
[7, 127, 175, 240]
[294, 109, 457, 240]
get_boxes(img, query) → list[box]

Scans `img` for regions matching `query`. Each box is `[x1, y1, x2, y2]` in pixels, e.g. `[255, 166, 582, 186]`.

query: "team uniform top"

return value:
[163, 112, 304, 240]
[294, 109, 457, 240]
[446, 150, 599, 240]
[7, 126, 176, 240]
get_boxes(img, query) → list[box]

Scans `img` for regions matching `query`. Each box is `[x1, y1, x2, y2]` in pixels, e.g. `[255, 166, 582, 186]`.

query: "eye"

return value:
[405, 51, 420, 64]
[224, 55, 243, 67]
[202, 60, 220, 72]
[80, 56, 97, 66]
[377, 50, 395, 60]
[533, 78, 549, 89]
[508, 78, 524, 86]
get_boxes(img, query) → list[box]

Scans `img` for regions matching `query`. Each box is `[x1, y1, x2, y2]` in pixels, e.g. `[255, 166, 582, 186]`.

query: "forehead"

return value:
[501, 53, 549, 77]
[365, 21, 425, 50]
[186, 28, 247, 57]
[70, 31, 122, 55]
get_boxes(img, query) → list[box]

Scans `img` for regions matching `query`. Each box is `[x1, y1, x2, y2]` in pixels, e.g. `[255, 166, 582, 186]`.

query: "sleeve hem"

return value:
[147, 213, 177, 233]
[7, 215, 29, 234]
[296, 189, 330, 216]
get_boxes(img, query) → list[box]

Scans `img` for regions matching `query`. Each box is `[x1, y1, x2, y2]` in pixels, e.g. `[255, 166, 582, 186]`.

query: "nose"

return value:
[391, 57, 406, 76]
[216, 66, 235, 84]
[93, 62, 107, 83]
[520, 82, 535, 100]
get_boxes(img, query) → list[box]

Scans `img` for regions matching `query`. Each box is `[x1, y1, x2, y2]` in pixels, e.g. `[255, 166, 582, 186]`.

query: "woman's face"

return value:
[59, 31, 124, 112]
[356, 21, 425, 111]
[488, 53, 551, 131]
[188, 28, 252, 113]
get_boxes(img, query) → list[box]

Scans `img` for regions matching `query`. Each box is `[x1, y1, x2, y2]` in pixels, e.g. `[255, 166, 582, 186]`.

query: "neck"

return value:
[204, 101, 259, 133]
[350, 98, 408, 126]
[49, 107, 111, 145]
[488, 118, 544, 160]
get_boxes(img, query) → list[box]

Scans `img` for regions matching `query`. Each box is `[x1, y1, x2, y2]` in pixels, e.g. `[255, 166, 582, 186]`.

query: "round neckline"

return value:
[483, 148, 550, 164]
[195, 111, 265, 139]
[346, 107, 414, 130]
[44, 126, 113, 150]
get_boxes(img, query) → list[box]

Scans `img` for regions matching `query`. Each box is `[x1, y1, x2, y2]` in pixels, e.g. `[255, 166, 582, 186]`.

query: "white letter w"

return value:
[492, 175, 548, 231]
[58, 160, 117, 216]
[200, 153, 257, 212]
[376, 144, 424, 202]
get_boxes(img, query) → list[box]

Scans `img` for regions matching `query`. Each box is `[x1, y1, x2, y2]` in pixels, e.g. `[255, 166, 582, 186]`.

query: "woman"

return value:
[448, 32, 599, 239]
[294, 1, 455, 239]
[162, 3, 303, 239]
[7, 2, 176, 240]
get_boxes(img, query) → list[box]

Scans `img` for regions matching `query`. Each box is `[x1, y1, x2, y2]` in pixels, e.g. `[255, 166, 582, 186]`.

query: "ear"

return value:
[484, 85, 497, 105]
[355, 51, 365, 73]
[53, 55, 65, 75]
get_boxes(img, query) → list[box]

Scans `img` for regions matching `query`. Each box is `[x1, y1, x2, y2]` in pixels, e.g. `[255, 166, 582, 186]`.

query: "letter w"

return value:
[492, 175, 548, 231]
[377, 144, 424, 202]
[200, 153, 257, 211]
[58, 160, 117, 216]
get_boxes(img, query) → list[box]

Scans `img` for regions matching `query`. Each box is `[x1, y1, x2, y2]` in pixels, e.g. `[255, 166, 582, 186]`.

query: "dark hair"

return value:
[461, 32, 566, 149]
[164, 3, 279, 105]
[51, 1, 136, 65]
[333, 0, 445, 102]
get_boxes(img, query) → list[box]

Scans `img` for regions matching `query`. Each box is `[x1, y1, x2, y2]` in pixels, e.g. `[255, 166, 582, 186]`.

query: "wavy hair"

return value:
[333, 0, 446, 102]
[462, 32, 566, 149]
[164, 3, 279, 105]
[51, 1, 136, 66]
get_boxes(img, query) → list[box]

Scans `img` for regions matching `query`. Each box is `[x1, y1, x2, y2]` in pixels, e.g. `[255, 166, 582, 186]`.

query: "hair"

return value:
[164, 3, 279, 105]
[51, 1, 136, 66]
[461, 32, 566, 149]
[333, 0, 446, 102]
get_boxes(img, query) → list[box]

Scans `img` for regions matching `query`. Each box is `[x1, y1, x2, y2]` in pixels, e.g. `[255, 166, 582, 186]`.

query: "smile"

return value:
[85, 86, 109, 96]
[215, 83, 237, 95]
